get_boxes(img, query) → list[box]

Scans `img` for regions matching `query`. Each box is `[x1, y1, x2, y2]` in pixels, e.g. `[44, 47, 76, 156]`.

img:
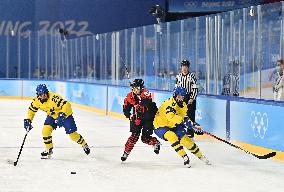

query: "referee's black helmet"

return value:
[180, 60, 190, 67]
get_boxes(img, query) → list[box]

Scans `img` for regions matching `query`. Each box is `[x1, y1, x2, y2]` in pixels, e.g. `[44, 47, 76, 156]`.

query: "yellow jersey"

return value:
[153, 97, 187, 129]
[27, 92, 72, 121]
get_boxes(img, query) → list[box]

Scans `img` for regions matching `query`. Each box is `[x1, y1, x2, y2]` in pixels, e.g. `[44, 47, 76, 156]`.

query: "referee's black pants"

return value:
[187, 99, 196, 123]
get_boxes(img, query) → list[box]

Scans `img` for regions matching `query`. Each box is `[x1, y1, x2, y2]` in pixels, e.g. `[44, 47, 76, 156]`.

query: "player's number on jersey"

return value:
[52, 95, 60, 104]
[143, 90, 151, 98]
[166, 106, 176, 114]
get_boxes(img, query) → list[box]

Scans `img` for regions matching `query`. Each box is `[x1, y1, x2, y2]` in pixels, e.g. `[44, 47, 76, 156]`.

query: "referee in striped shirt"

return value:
[175, 60, 200, 132]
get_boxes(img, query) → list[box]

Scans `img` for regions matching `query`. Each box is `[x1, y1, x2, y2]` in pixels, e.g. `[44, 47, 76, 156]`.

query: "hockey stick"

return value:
[200, 130, 276, 159]
[9, 131, 29, 166]
[120, 56, 131, 85]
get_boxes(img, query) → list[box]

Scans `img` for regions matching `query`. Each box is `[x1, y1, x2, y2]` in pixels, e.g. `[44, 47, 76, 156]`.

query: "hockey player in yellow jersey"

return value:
[154, 86, 210, 167]
[23, 84, 90, 159]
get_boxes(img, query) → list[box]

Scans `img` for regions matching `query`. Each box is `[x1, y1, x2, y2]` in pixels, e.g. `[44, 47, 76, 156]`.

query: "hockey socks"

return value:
[180, 135, 202, 158]
[69, 132, 87, 146]
[69, 132, 90, 155]
[124, 133, 139, 154]
[43, 135, 53, 150]
[164, 131, 187, 157]
[42, 125, 54, 150]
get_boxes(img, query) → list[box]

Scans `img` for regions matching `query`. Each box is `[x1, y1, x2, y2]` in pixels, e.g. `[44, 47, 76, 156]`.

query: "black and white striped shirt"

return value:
[221, 72, 239, 96]
[271, 70, 284, 92]
[175, 73, 198, 100]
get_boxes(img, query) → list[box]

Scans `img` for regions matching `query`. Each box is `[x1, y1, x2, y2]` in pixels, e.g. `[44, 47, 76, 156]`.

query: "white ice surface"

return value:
[0, 99, 283, 192]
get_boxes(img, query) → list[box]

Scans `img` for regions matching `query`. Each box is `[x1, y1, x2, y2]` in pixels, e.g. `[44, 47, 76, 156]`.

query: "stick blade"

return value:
[253, 151, 277, 159]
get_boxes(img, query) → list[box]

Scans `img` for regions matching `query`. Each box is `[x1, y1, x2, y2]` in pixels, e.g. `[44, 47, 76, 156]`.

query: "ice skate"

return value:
[83, 144, 90, 155]
[199, 155, 211, 165]
[153, 141, 161, 154]
[121, 151, 129, 162]
[41, 148, 53, 159]
[183, 155, 191, 168]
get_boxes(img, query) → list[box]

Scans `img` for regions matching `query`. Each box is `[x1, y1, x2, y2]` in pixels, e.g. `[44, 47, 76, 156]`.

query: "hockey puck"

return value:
[71, 171, 76, 174]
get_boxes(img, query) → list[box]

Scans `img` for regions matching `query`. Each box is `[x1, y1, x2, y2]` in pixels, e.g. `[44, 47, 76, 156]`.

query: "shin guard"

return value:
[42, 125, 53, 150]
[124, 133, 140, 154]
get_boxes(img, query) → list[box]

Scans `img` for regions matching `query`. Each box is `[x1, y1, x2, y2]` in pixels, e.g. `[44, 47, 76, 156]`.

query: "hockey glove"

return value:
[192, 122, 204, 135]
[24, 119, 33, 132]
[56, 112, 66, 127]
[181, 118, 193, 130]
[193, 127, 204, 135]
[186, 128, 195, 138]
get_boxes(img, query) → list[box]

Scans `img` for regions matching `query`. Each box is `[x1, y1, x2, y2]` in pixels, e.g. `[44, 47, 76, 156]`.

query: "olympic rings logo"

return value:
[250, 111, 268, 139]
[184, 2, 197, 8]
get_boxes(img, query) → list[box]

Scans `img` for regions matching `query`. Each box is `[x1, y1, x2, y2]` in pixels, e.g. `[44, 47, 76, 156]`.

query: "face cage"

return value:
[37, 92, 49, 99]
[132, 86, 142, 93]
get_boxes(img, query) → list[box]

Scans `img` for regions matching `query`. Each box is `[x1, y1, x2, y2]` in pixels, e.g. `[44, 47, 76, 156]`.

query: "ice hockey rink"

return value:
[0, 99, 283, 192]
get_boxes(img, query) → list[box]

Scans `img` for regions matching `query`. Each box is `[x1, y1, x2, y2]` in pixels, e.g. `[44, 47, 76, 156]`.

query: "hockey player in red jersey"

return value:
[121, 79, 161, 161]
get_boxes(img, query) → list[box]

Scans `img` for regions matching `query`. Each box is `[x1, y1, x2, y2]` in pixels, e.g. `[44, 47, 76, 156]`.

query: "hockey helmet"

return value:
[173, 86, 187, 97]
[130, 79, 144, 89]
[180, 59, 190, 67]
[36, 84, 49, 96]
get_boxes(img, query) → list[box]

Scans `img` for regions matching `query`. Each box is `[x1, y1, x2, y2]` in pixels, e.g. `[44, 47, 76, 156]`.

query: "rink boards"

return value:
[0, 79, 283, 161]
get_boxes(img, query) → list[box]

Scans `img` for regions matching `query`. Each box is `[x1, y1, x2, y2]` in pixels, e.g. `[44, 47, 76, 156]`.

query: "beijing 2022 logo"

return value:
[250, 111, 268, 139]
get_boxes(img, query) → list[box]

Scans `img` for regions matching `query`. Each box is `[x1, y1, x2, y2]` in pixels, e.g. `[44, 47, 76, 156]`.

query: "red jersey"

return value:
[123, 89, 157, 125]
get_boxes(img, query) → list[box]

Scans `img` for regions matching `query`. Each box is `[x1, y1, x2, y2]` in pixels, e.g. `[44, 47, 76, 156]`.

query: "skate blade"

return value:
[154, 150, 160, 154]
[185, 164, 191, 168]
[41, 156, 51, 159]
[184, 162, 191, 168]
